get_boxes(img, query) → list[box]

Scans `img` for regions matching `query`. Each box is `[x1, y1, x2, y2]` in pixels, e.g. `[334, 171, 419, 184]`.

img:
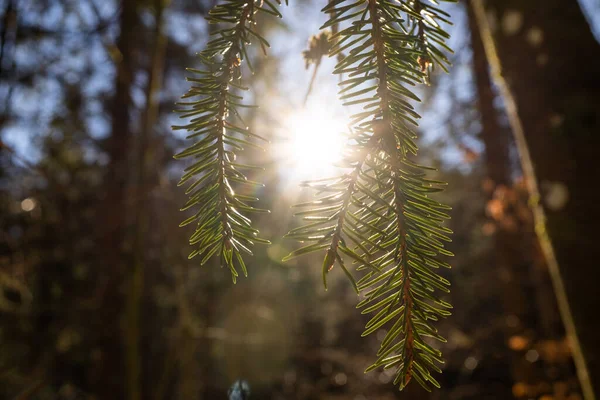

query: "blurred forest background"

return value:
[1, 0, 600, 399]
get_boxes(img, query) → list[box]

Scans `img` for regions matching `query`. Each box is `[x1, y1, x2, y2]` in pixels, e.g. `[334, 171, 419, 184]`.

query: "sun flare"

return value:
[277, 104, 348, 181]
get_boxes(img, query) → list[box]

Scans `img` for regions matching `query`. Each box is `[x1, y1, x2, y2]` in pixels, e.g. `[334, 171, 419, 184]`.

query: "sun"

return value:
[276, 103, 348, 182]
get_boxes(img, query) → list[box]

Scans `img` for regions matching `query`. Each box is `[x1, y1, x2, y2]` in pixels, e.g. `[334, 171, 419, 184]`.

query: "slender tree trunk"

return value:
[467, 3, 571, 392]
[128, 0, 170, 398]
[0, 0, 16, 120]
[95, 0, 138, 398]
[467, 6, 511, 190]
[103, 3, 136, 254]
[472, 1, 600, 398]
[467, 2, 530, 386]
[0, 0, 14, 74]
[467, 0, 529, 320]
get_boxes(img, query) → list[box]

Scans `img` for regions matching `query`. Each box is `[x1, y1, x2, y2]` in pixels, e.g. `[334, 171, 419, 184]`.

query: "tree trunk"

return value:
[94, 0, 138, 398]
[467, 1, 530, 387]
[467, 0, 531, 323]
[128, 0, 170, 398]
[0, 0, 17, 121]
[467, 5, 511, 190]
[472, 1, 600, 398]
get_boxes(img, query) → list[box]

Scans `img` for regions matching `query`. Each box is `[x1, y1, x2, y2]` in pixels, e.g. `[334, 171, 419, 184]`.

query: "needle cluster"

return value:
[174, 0, 283, 282]
[285, 0, 455, 390]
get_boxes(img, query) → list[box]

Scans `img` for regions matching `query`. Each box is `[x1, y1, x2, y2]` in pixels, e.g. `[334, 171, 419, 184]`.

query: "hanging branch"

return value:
[173, 0, 282, 282]
[285, 0, 455, 390]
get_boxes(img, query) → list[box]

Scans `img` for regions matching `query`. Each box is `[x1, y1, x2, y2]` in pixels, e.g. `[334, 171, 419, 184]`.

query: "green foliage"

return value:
[284, 0, 455, 391]
[174, 0, 455, 391]
[173, 0, 283, 282]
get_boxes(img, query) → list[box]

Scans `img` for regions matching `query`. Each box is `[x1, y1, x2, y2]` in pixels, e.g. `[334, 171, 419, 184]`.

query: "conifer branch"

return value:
[285, 0, 455, 390]
[174, 0, 282, 282]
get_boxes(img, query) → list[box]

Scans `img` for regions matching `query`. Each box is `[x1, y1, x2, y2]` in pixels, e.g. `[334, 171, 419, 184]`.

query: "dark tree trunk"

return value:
[467, 6, 511, 189]
[467, 1, 529, 386]
[102, 2, 136, 259]
[467, 3, 576, 393]
[129, 0, 170, 398]
[0, 0, 17, 121]
[473, 1, 600, 397]
[467, 0, 529, 320]
[94, 0, 139, 398]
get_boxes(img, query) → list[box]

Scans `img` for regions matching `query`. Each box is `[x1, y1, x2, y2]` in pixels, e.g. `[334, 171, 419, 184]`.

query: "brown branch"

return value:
[367, 0, 415, 385]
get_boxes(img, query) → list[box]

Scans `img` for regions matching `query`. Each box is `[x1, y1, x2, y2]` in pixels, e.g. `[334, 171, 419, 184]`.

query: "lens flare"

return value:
[277, 103, 348, 182]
